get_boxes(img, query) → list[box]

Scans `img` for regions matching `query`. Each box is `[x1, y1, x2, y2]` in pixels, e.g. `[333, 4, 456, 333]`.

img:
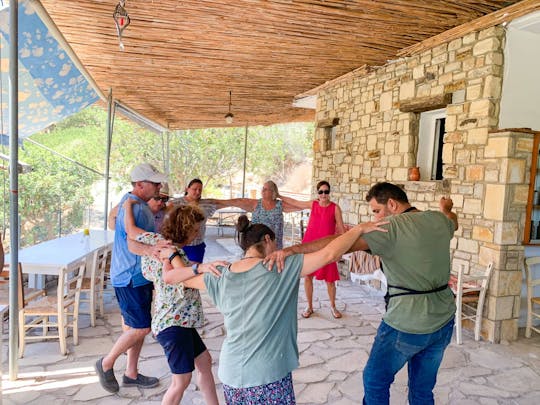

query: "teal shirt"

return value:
[362, 210, 456, 334]
[204, 254, 303, 388]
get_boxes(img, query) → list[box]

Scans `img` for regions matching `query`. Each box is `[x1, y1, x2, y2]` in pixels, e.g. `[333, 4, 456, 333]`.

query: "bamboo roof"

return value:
[40, 0, 525, 130]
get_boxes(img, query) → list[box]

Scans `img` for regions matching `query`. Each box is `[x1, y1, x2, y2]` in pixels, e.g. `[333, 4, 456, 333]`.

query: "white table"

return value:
[214, 207, 246, 236]
[7, 229, 115, 288]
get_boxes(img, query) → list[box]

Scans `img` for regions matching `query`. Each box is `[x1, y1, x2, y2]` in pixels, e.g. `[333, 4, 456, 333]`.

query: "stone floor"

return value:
[2, 226, 540, 404]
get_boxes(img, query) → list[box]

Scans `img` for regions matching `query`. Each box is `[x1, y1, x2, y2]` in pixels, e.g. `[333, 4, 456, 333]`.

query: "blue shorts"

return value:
[156, 326, 207, 374]
[182, 242, 206, 263]
[114, 282, 153, 328]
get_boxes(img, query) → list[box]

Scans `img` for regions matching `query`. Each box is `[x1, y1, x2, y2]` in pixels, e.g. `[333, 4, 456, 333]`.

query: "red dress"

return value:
[302, 201, 340, 282]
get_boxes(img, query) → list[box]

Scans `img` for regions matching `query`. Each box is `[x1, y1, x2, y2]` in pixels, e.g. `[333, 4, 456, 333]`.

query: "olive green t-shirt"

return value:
[204, 254, 303, 388]
[362, 210, 456, 334]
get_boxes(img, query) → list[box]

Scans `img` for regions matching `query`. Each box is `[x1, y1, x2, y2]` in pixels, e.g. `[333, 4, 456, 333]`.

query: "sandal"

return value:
[331, 307, 342, 319]
[301, 307, 314, 318]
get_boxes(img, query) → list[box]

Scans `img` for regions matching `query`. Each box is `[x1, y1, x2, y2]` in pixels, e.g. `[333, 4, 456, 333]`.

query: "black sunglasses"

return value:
[318, 189, 330, 195]
[153, 196, 169, 202]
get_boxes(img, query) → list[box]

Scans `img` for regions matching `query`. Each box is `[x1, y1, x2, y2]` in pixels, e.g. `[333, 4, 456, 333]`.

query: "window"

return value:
[417, 108, 446, 181]
[325, 126, 337, 150]
[317, 117, 339, 152]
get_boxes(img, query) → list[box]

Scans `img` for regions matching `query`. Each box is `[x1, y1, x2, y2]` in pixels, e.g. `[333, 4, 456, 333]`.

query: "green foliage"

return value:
[1, 105, 313, 248]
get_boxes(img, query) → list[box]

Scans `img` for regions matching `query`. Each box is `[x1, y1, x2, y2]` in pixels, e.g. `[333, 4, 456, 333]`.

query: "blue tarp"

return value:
[0, 0, 99, 143]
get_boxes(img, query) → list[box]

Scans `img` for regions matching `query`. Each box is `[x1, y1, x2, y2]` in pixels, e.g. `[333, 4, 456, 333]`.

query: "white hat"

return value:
[130, 163, 167, 183]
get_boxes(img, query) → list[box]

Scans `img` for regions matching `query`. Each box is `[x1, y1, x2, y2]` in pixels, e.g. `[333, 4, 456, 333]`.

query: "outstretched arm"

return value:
[206, 198, 258, 212]
[300, 221, 388, 277]
[265, 221, 385, 272]
[439, 197, 458, 230]
[279, 195, 312, 211]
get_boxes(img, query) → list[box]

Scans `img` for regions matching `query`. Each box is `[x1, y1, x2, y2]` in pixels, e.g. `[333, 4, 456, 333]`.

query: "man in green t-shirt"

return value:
[271, 182, 458, 404]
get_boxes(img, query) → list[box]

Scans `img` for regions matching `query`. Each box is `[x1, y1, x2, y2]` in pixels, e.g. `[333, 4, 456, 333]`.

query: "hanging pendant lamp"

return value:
[225, 90, 234, 124]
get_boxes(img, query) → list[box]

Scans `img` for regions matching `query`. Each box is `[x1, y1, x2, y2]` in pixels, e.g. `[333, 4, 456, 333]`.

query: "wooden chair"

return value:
[79, 246, 110, 327]
[452, 262, 493, 344]
[523, 257, 540, 338]
[18, 259, 86, 357]
[0, 263, 45, 333]
[0, 263, 46, 305]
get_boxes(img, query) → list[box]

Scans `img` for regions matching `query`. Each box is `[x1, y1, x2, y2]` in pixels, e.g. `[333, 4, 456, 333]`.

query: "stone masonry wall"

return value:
[312, 25, 530, 342]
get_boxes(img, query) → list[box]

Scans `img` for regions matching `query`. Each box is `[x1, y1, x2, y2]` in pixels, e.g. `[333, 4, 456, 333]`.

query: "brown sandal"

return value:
[331, 307, 342, 319]
[301, 307, 314, 318]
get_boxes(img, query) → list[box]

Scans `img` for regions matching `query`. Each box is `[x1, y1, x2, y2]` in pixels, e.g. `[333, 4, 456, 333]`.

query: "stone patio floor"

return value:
[2, 226, 540, 404]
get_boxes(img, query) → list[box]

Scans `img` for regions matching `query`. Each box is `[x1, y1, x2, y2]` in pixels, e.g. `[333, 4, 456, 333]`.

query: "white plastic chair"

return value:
[523, 257, 540, 338]
[454, 262, 493, 344]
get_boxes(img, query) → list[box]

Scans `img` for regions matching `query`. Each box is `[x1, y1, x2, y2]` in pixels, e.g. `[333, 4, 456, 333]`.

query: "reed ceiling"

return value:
[39, 0, 523, 129]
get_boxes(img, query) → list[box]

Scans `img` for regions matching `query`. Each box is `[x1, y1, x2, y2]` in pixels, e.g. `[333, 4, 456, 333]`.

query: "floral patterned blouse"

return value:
[137, 232, 204, 335]
[252, 199, 284, 249]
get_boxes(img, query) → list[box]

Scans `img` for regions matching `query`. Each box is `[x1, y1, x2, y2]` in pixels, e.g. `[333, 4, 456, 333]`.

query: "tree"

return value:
[1, 105, 313, 249]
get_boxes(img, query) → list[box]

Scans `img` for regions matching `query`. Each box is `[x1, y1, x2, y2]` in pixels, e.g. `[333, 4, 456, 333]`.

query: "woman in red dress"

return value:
[282, 181, 345, 318]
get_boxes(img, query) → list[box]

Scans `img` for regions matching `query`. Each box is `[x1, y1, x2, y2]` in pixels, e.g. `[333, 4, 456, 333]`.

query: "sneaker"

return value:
[122, 373, 159, 389]
[94, 357, 119, 393]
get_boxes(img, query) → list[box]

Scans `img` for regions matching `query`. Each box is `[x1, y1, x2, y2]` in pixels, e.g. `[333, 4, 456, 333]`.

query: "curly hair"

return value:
[236, 214, 275, 255]
[160, 205, 205, 245]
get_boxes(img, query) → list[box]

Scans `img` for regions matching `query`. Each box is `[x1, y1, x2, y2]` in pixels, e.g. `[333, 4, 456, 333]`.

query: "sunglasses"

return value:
[143, 180, 161, 187]
[153, 196, 169, 203]
[318, 189, 330, 195]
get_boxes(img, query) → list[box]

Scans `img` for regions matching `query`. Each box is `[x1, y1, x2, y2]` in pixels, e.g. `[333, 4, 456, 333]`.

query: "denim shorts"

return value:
[156, 326, 207, 374]
[182, 242, 206, 263]
[114, 282, 153, 328]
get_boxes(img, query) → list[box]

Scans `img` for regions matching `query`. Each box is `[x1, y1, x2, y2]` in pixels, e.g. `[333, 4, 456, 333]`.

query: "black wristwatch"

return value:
[192, 263, 200, 275]
[168, 251, 180, 263]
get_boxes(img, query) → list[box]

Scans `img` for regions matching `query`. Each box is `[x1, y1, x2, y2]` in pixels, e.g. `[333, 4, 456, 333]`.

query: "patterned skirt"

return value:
[223, 372, 296, 405]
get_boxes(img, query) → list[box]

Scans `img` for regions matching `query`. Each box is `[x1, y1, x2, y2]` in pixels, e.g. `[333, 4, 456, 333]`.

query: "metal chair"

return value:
[523, 257, 540, 338]
[453, 262, 493, 344]
[18, 259, 86, 357]
[79, 246, 110, 327]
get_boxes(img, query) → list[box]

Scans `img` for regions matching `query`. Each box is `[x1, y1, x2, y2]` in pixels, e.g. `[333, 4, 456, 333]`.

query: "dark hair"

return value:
[316, 180, 330, 191]
[365, 182, 409, 204]
[161, 205, 205, 245]
[185, 178, 203, 196]
[236, 215, 275, 254]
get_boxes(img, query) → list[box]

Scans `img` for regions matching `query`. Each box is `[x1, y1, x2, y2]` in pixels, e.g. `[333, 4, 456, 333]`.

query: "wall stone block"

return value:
[485, 136, 511, 158]
[399, 80, 415, 100]
[499, 158, 526, 184]
[493, 221, 519, 245]
[458, 237, 479, 254]
[473, 37, 501, 56]
[468, 127, 489, 144]
[466, 165, 484, 182]
[483, 75, 502, 98]
[483, 184, 506, 220]
[472, 225, 493, 242]
[487, 294, 514, 320]
[469, 99, 493, 117]
[500, 319, 519, 342]
[463, 198, 482, 214]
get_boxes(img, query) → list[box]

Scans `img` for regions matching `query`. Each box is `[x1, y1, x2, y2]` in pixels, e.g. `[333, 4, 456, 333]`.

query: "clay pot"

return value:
[408, 167, 420, 181]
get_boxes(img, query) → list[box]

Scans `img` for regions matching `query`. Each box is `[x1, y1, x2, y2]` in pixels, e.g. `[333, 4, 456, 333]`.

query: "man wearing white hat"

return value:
[96, 163, 167, 393]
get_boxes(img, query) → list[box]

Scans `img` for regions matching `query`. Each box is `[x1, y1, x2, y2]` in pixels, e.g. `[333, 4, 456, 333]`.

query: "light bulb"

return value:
[225, 113, 234, 124]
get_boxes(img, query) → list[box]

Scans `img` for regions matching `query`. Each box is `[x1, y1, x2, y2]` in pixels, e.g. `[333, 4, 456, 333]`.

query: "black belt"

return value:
[386, 283, 449, 299]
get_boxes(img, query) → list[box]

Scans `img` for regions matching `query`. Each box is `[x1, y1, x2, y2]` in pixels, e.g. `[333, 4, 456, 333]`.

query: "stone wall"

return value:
[312, 25, 532, 342]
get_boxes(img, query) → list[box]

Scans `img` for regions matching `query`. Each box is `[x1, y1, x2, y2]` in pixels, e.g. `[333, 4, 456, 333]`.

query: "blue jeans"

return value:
[363, 317, 454, 405]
